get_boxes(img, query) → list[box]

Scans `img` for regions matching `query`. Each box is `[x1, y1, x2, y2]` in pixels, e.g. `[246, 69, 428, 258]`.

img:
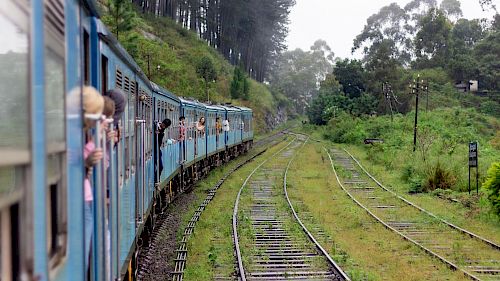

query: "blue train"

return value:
[0, 1, 253, 281]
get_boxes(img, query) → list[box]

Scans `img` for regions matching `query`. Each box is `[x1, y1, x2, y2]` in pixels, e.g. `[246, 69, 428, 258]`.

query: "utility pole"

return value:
[383, 82, 394, 122]
[409, 75, 425, 152]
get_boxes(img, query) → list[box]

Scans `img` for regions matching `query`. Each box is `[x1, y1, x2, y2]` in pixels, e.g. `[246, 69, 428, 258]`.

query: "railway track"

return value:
[326, 147, 500, 281]
[136, 132, 288, 281]
[233, 135, 349, 281]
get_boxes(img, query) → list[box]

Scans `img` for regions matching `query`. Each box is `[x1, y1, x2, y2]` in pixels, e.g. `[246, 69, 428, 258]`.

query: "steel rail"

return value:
[324, 148, 481, 281]
[283, 137, 351, 281]
[232, 137, 297, 281]
[343, 148, 500, 251]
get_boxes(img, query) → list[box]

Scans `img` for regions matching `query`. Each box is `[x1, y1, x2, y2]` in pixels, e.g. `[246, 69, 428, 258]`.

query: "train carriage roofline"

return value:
[96, 19, 152, 90]
[151, 82, 181, 102]
[82, 0, 101, 18]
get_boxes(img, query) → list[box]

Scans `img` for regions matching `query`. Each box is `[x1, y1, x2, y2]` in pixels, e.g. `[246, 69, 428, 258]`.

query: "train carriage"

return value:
[221, 105, 241, 149]
[205, 105, 225, 156]
[237, 106, 253, 144]
[152, 84, 181, 187]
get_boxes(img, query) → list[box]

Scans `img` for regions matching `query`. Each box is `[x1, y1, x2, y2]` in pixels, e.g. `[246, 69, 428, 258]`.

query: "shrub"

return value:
[424, 162, 456, 191]
[483, 162, 500, 216]
[409, 176, 425, 194]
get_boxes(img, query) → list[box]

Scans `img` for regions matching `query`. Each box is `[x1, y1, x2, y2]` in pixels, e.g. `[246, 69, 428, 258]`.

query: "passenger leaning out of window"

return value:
[222, 118, 230, 132]
[196, 116, 206, 137]
[216, 117, 222, 135]
[82, 86, 105, 274]
[104, 88, 126, 145]
[178, 116, 186, 162]
[155, 118, 172, 181]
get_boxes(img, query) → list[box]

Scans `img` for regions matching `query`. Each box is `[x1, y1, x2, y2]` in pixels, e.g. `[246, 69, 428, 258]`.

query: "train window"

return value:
[44, 0, 67, 266]
[101, 55, 108, 94]
[83, 30, 90, 85]
[0, 1, 30, 280]
[0, 1, 30, 152]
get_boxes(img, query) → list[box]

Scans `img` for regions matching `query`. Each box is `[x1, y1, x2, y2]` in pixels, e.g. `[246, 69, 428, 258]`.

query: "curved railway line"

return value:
[325, 147, 500, 281]
[136, 131, 287, 281]
[233, 135, 349, 281]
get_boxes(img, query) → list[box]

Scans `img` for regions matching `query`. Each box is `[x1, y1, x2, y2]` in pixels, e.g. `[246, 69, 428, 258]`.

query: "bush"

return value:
[424, 162, 456, 191]
[483, 162, 500, 216]
[409, 176, 425, 193]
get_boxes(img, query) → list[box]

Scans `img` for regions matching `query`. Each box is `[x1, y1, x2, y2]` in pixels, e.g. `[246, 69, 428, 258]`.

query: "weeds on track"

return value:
[286, 142, 468, 281]
[181, 137, 291, 280]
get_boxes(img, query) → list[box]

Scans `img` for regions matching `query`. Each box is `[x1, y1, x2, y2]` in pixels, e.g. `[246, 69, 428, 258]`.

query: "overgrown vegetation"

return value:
[483, 162, 500, 216]
[304, 0, 499, 217]
[321, 108, 498, 192]
[286, 142, 468, 280]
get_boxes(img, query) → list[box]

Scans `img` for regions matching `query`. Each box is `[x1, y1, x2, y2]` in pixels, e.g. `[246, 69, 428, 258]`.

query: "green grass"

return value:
[181, 137, 291, 280]
[286, 142, 469, 281]
[344, 144, 500, 244]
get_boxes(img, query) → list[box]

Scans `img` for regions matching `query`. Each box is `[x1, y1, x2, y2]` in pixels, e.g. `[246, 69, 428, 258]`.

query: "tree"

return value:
[414, 8, 452, 68]
[230, 66, 249, 100]
[103, 0, 137, 40]
[473, 30, 500, 90]
[446, 19, 484, 82]
[270, 40, 334, 114]
[353, 3, 412, 65]
[307, 74, 348, 125]
[333, 59, 366, 98]
[479, 0, 497, 12]
[196, 56, 217, 101]
[440, 0, 463, 20]
[129, 0, 296, 82]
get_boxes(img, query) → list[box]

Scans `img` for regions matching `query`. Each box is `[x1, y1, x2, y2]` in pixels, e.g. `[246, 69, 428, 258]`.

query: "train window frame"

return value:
[0, 1, 31, 280]
[101, 55, 108, 95]
[44, 0, 68, 268]
[83, 30, 90, 85]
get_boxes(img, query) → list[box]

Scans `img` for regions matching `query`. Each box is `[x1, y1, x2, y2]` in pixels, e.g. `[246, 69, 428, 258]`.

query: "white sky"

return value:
[286, 0, 499, 59]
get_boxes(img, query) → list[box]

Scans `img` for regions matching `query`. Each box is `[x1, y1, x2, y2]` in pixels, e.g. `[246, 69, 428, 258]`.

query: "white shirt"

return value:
[222, 120, 230, 131]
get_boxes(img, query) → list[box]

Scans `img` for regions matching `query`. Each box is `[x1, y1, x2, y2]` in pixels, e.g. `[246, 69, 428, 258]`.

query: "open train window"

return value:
[44, 0, 67, 267]
[101, 55, 108, 94]
[1, 204, 21, 281]
[83, 30, 90, 85]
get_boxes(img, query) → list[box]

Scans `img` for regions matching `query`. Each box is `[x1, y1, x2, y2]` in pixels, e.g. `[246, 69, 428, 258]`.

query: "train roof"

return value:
[96, 19, 151, 90]
[219, 105, 242, 112]
[150, 82, 180, 102]
[82, 0, 101, 18]
[205, 104, 226, 111]
[232, 106, 252, 112]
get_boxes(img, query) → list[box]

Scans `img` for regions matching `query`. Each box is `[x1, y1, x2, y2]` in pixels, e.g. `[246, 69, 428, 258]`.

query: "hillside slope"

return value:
[102, 12, 288, 133]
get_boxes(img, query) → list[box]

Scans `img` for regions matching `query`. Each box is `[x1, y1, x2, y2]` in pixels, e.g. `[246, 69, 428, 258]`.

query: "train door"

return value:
[194, 108, 198, 158]
[135, 86, 148, 225]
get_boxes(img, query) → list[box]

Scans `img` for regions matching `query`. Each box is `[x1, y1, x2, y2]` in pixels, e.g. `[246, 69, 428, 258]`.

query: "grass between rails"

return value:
[344, 144, 500, 245]
[286, 141, 468, 281]
[181, 136, 292, 280]
[235, 138, 331, 273]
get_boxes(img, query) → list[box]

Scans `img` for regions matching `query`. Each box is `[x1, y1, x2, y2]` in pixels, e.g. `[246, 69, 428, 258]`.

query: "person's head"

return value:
[216, 117, 220, 122]
[160, 118, 171, 130]
[104, 88, 126, 127]
[103, 96, 115, 119]
[82, 86, 104, 131]
[199, 117, 205, 125]
[179, 116, 185, 124]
